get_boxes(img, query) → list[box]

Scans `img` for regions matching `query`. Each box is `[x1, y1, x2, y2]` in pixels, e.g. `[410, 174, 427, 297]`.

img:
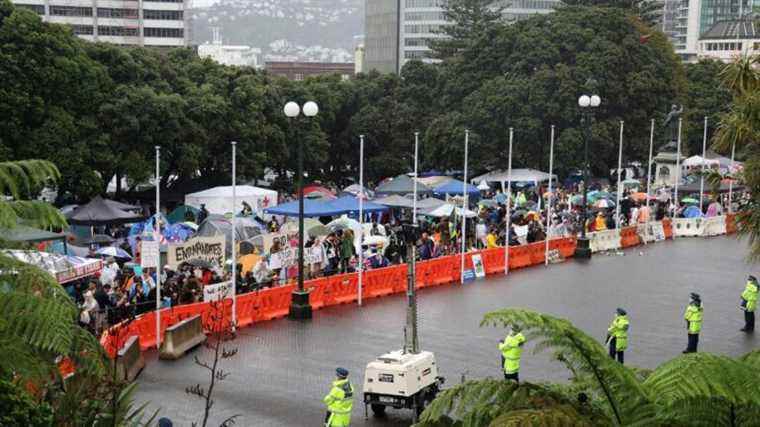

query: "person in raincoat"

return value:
[741, 275, 758, 332]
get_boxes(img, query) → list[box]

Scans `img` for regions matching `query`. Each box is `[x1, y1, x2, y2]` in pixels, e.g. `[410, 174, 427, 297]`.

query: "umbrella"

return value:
[362, 235, 389, 247]
[682, 197, 699, 205]
[683, 205, 702, 218]
[326, 217, 363, 253]
[630, 192, 648, 202]
[308, 224, 330, 238]
[79, 234, 115, 245]
[594, 199, 614, 209]
[186, 258, 214, 269]
[570, 195, 584, 205]
[281, 218, 322, 235]
[478, 199, 499, 208]
[477, 180, 490, 191]
[181, 221, 199, 231]
[96, 246, 132, 259]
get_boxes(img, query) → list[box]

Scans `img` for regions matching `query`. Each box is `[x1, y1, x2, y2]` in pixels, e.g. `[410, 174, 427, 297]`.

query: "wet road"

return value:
[135, 236, 758, 426]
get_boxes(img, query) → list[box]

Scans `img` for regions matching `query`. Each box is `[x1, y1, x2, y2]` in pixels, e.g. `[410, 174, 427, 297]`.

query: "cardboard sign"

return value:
[260, 232, 288, 253]
[140, 241, 159, 268]
[462, 269, 476, 282]
[167, 236, 226, 268]
[203, 281, 232, 302]
[471, 254, 486, 278]
[268, 246, 324, 270]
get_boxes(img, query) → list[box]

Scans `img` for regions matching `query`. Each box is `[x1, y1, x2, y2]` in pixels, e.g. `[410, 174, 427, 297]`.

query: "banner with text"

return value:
[167, 236, 226, 268]
[203, 281, 232, 302]
[268, 246, 325, 270]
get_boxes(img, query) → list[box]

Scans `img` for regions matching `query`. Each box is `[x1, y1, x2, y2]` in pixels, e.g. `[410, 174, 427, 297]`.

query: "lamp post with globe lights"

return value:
[574, 87, 600, 259]
[284, 100, 319, 320]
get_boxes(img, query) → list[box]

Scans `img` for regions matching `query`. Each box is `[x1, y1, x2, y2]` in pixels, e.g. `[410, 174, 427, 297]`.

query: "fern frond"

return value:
[0, 160, 60, 199]
[740, 349, 760, 370]
[0, 200, 68, 229]
[481, 309, 656, 426]
[488, 406, 594, 427]
[0, 291, 77, 355]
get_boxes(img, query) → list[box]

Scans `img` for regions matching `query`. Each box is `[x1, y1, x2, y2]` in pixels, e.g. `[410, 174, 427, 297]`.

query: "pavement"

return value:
[135, 235, 758, 426]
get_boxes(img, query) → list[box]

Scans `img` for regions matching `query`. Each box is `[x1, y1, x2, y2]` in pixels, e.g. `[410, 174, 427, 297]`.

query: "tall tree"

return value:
[429, 0, 504, 60]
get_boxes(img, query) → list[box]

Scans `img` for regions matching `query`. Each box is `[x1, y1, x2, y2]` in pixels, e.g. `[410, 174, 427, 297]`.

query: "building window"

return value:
[294, 73, 304, 81]
[50, 6, 93, 17]
[97, 8, 138, 18]
[143, 0, 184, 3]
[98, 26, 138, 36]
[405, 37, 430, 47]
[406, 0, 447, 7]
[404, 50, 429, 59]
[70, 24, 94, 35]
[144, 27, 184, 38]
[143, 10, 184, 20]
[14, 4, 45, 14]
[341, 74, 350, 81]
[405, 11, 446, 21]
[405, 24, 442, 34]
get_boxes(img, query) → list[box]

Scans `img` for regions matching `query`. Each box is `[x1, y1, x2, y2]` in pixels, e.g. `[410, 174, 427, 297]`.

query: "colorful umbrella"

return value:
[594, 199, 614, 209]
[682, 197, 699, 205]
[95, 246, 132, 259]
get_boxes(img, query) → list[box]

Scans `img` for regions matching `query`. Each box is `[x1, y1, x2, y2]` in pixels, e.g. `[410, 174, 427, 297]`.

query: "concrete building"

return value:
[197, 27, 260, 67]
[264, 61, 355, 81]
[672, 0, 759, 60]
[697, 18, 760, 61]
[364, 0, 561, 74]
[12, 0, 187, 47]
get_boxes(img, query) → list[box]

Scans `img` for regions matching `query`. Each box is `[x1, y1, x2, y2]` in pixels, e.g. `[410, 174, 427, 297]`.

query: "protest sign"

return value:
[141, 241, 159, 268]
[260, 232, 288, 253]
[203, 281, 232, 302]
[471, 254, 486, 278]
[167, 236, 225, 268]
[268, 246, 324, 270]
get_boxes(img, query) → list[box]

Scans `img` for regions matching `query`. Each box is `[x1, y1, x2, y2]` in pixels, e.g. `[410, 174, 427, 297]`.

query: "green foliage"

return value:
[417, 379, 607, 426]
[682, 60, 732, 156]
[0, 377, 53, 426]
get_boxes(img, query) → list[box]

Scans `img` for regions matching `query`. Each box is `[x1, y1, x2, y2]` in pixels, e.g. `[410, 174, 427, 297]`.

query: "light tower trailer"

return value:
[362, 224, 445, 422]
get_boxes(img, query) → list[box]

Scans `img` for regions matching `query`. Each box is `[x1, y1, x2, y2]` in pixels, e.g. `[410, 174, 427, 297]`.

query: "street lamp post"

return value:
[285, 100, 319, 320]
[574, 91, 601, 259]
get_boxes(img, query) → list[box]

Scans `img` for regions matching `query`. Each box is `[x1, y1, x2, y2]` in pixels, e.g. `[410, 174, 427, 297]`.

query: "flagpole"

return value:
[615, 121, 624, 229]
[545, 125, 555, 266]
[358, 135, 365, 306]
[729, 140, 736, 213]
[645, 119, 654, 232]
[155, 146, 161, 349]
[504, 128, 513, 275]
[699, 116, 708, 212]
[413, 132, 419, 224]
[231, 141, 237, 329]
[460, 130, 469, 284]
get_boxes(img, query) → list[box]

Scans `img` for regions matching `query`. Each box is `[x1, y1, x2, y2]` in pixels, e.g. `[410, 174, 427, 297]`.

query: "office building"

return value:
[365, 0, 560, 74]
[697, 18, 760, 61]
[198, 27, 260, 67]
[264, 61, 355, 81]
[11, 0, 187, 48]
[672, 0, 758, 60]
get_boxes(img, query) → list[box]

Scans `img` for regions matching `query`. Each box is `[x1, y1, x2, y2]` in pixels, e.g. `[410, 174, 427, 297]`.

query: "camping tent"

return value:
[195, 215, 264, 257]
[0, 225, 66, 243]
[415, 197, 446, 210]
[167, 204, 200, 224]
[373, 195, 415, 208]
[419, 203, 477, 218]
[340, 184, 374, 199]
[327, 196, 389, 215]
[471, 169, 556, 189]
[67, 196, 144, 226]
[185, 186, 278, 215]
[433, 179, 481, 199]
[682, 155, 720, 170]
[375, 175, 432, 196]
[2, 250, 102, 284]
[264, 199, 345, 217]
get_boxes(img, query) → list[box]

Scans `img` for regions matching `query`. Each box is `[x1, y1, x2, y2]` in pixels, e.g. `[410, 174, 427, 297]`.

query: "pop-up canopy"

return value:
[185, 185, 278, 215]
[2, 250, 102, 284]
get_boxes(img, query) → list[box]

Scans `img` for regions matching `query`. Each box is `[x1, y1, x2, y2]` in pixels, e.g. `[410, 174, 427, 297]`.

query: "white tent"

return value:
[185, 186, 278, 215]
[420, 203, 477, 218]
[471, 168, 556, 190]
[682, 155, 720, 169]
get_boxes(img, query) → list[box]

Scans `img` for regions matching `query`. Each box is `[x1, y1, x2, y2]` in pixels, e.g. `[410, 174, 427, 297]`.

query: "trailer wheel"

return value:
[371, 404, 386, 416]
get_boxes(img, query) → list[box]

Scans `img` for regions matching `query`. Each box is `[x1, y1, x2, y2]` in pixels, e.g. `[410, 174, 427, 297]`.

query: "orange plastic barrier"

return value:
[549, 237, 577, 259]
[480, 247, 506, 274]
[662, 218, 673, 239]
[527, 242, 545, 265]
[508, 245, 533, 269]
[364, 265, 406, 298]
[726, 213, 737, 235]
[620, 226, 641, 248]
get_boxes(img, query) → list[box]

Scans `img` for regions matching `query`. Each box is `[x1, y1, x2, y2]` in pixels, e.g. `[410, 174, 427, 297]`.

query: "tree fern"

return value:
[0, 160, 61, 200]
[739, 349, 760, 369]
[480, 309, 657, 426]
[488, 407, 595, 427]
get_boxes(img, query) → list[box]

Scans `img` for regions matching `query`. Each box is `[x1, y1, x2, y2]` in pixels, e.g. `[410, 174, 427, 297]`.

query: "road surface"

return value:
[135, 236, 757, 426]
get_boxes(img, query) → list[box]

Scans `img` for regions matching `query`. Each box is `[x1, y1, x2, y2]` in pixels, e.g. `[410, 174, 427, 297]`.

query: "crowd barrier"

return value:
[116, 336, 145, 382]
[159, 315, 207, 360]
[99, 215, 738, 359]
[589, 230, 622, 253]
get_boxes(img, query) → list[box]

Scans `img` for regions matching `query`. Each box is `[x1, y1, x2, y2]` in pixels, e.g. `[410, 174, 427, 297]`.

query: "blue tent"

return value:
[433, 179, 481, 198]
[327, 196, 389, 215]
[264, 199, 345, 217]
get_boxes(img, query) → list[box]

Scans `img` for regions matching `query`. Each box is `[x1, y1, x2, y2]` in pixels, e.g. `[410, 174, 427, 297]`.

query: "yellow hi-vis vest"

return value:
[499, 332, 526, 374]
[742, 281, 758, 312]
[323, 379, 353, 426]
[607, 314, 629, 351]
[684, 303, 703, 334]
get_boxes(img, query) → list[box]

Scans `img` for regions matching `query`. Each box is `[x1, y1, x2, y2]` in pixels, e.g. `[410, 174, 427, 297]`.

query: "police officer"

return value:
[499, 325, 526, 382]
[606, 308, 629, 364]
[741, 275, 758, 332]
[324, 367, 354, 427]
[683, 293, 703, 354]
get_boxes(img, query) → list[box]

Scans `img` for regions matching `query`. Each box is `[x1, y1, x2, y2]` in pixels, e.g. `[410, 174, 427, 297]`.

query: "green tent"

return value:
[167, 205, 199, 224]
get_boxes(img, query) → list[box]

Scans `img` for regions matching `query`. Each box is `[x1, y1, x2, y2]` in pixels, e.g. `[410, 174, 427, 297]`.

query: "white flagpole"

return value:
[545, 126, 555, 266]
[504, 128, 513, 276]
[358, 135, 365, 306]
[155, 146, 161, 349]
[729, 140, 736, 213]
[231, 141, 237, 329]
[460, 130, 469, 284]
[699, 116, 708, 212]
[645, 119, 655, 229]
[615, 121, 624, 229]
[674, 119, 683, 219]
[413, 132, 419, 224]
